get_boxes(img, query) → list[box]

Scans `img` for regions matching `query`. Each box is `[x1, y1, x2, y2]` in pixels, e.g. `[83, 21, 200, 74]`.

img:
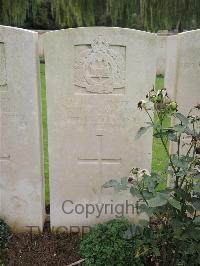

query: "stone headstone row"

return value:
[0, 26, 199, 231]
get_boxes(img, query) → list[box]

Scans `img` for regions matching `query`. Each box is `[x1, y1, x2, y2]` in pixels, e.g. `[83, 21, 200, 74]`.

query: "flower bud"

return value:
[156, 94, 163, 103]
[195, 147, 200, 154]
[194, 103, 200, 110]
[150, 95, 157, 103]
[169, 101, 178, 111]
[137, 100, 147, 110]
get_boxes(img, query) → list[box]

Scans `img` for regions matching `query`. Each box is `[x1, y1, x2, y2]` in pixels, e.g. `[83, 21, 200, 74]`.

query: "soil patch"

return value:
[2, 231, 81, 265]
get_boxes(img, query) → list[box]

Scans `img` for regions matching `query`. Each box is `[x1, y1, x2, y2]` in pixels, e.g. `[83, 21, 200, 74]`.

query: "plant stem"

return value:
[156, 110, 177, 176]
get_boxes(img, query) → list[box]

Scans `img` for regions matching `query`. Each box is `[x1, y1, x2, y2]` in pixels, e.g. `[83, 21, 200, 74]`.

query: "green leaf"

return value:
[184, 127, 194, 135]
[147, 179, 157, 192]
[147, 193, 168, 207]
[138, 203, 153, 215]
[153, 247, 160, 257]
[153, 132, 162, 138]
[194, 216, 200, 224]
[175, 112, 189, 125]
[143, 190, 153, 200]
[103, 179, 119, 188]
[186, 204, 195, 214]
[145, 122, 154, 127]
[171, 155, 189, 169]
[120, 176, 128, 188]
[168, 197, 181, 210]
[168, 132, 178, 142]
[104, 176, 130, 191]
[138, 219, 149, 227]
[194, 183, 200, 193]
[130, 187, 141, 198]
[122, 224, 142, 239]
[170, 218, 184, 231]
[192, 200, 200, 211]
[135, 126, 151, 140]
[103, 180, 122, 192]
[174, 124, 187, 133]
[194, 173, 200, 179]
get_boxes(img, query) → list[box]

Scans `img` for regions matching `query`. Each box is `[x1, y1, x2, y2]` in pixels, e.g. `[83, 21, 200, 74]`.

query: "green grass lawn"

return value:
[152, 76, 170, 174]
[40, 63, 50, 203]
[40, 65, 169, 203]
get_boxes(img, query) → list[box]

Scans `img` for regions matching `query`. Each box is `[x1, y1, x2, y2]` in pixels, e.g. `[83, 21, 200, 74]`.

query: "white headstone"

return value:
[0, 26, 44, 231]
[165, 30, 200, 115]
[44, 27, 156, 229]
[165, 31, 200, 155]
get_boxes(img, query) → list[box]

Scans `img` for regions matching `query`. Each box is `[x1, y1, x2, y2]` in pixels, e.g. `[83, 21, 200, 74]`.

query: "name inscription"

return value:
[63, 97, 136, 128]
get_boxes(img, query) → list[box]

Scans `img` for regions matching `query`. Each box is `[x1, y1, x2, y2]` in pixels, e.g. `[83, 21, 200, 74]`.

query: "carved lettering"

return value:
[63, 98, 136, 127]
[0, 43, 7, 86]
[180, 57, 200, 70]
[0, 42, 9, 160]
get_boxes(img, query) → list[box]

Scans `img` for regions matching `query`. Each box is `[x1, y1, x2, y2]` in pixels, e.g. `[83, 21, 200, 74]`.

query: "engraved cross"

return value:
[0, 154, 10, 161]
[78, 134, 121, 202]
[78, 134, 121, 166]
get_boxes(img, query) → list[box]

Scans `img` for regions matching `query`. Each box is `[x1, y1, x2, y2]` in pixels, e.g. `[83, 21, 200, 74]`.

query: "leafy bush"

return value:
[104, 88, 200, 265]
[80, 219, 145, 266]
[0, 218, 11, 250]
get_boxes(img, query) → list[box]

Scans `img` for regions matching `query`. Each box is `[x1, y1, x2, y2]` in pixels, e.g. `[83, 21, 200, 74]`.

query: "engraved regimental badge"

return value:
[74, 35, 125, 94]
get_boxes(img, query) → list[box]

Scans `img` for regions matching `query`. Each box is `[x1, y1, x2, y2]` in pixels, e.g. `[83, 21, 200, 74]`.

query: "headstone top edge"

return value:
[178, 29, 200, 36]
[0, 25, 38, 35]
[43, 26, 157, 38]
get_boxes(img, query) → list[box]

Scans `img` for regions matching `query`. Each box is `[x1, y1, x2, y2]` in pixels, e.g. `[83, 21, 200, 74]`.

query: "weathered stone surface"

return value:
[165, 35, 179, 99]
[165, 31, 200, 155]
[156, 35, 167, 75]
[0, 26, 44, 231]
[44, 27, 156, 228]
[165, 30, 200, 115]
[175, 31, 200, 114]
